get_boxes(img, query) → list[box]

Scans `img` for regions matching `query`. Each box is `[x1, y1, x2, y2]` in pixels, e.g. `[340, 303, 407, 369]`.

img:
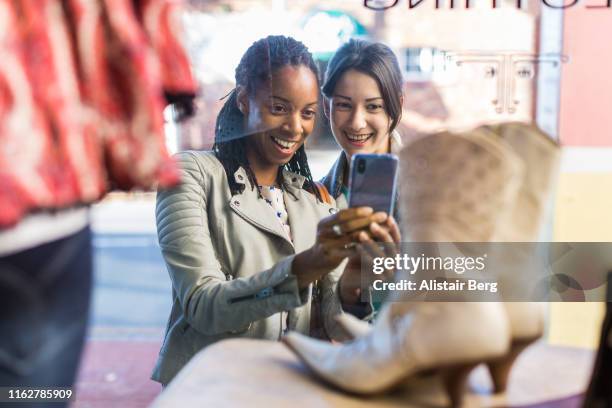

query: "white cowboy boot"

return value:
[324, 124, 560, 396]
[400, 123, 559, 393]
[285, 302, 510, 406]
[479, 123, 560, 392]
[284, 127, 524, 407]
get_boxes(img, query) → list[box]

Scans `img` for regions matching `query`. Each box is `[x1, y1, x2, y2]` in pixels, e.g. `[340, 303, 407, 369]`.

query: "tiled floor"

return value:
[73, 339, 162, 408]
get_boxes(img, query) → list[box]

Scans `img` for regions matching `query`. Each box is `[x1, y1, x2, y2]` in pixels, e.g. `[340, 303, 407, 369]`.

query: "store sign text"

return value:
[364, 0, 612, 10]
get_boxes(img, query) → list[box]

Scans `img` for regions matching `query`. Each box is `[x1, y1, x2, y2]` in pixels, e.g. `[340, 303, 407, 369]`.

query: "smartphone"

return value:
[348, 153, 399, 215]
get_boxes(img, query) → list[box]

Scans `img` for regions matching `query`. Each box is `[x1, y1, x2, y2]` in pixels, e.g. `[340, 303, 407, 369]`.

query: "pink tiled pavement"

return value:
[72, 340, 162, 408]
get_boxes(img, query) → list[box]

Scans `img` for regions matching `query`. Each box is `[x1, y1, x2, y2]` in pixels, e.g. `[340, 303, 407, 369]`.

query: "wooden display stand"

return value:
[151, 339, 593, 407]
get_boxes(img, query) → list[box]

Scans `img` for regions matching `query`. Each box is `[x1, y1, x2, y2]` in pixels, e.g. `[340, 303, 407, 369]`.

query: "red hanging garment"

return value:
[138, 0, 197, 98]
[23, 0, 107, 203]
[0, 0, 103, 228]
[0, 1, 56, 225]
[98, 0, 180, 189]
[0, 0, 189, 229]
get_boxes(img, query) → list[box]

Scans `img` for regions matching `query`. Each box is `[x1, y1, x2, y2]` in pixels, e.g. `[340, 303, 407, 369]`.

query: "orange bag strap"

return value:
[314, 181, 333, 205]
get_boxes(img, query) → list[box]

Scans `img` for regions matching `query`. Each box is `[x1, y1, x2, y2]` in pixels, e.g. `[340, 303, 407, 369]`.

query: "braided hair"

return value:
[213, 35, 322, 201]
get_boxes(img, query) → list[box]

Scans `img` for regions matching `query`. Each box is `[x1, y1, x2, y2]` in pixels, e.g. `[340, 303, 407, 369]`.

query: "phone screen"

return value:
[348, 154, 398, 214]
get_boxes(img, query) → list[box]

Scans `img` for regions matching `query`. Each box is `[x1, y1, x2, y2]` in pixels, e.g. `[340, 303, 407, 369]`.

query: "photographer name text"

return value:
[372, 278, 498, 293]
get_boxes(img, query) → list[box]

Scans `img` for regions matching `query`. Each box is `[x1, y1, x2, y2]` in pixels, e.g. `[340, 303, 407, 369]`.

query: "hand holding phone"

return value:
[347, 153, 401, 264]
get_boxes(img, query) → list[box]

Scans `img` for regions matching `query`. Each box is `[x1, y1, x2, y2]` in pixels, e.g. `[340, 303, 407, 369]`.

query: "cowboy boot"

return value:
[479, 123, 560, 392]
[400, 123, 559, 393]
[284, 127, 525, 407]
[342, 123, 560, 390]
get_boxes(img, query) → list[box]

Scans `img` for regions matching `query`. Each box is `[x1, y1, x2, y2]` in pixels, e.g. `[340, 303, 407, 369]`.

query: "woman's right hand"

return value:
[292, 207, 387, 288]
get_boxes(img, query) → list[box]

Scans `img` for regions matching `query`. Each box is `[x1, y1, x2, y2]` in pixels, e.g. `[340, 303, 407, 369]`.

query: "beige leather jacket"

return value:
[152, 151, 347, 384]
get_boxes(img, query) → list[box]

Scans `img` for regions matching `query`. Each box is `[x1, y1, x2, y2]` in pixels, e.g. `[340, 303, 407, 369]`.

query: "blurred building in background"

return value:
[172, 0, 549, 152]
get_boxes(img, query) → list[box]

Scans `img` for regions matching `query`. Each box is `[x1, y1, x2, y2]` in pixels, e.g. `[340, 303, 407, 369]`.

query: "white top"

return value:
[0, 208, 89, 256]
[258, 185, 292, 242]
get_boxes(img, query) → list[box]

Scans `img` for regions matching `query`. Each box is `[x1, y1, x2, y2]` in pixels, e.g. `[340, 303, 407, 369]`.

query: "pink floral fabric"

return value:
[0, 0, 196, 228]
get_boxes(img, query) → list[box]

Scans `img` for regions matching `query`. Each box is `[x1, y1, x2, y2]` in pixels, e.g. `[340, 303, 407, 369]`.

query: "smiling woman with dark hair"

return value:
[321, 39, 404, 211]
[151, 35, 398, 385]
[319, 39, 404, 304]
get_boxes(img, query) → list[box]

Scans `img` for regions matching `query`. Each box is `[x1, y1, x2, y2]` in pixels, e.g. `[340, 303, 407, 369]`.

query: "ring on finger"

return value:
[332, 224, 343, 236]
[343, 242, 357, 250]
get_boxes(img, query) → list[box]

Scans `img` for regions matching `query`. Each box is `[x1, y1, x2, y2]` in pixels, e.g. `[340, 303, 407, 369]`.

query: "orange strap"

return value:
[314, 182, 332, 205]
